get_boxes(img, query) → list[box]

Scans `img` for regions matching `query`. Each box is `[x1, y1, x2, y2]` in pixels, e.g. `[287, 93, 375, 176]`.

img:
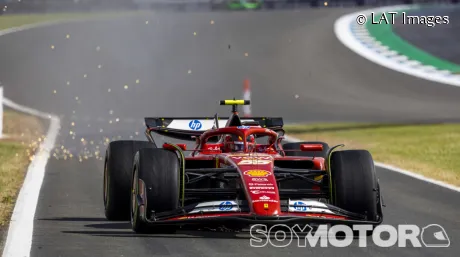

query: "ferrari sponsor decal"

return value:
[248, 183, 273, 186]
[251, 177, 269, 182]
[227, 153, 253, 157]
[293, 201, 310, 211]
[219, 201, 234, 211]
[251, 190, 276, 194]
[188, 120, 203, 130]
[232, 156, 271, 159]
[234, 156, 272, 165]
[168, 119, 228, 131]
[206, 145, 220, 151]
[189, 201, 239, 213]
[181, 215, 218, 219]
[249, 186, 274, 190]
[264, 203, 269, 209]
[244, 170, 271, 177]
[288, 200, 334, 214]
[253, 199, 279, 203]
[259, 195, 270, 200]
[239, 159, 271, 165]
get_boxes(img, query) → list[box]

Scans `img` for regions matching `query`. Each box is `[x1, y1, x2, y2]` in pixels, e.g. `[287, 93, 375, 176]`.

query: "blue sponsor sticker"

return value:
[189, 120, 202, 130]
[219, 201, 233, 211]
[237, 126, 250, 129]
[293, 201, 309, 211]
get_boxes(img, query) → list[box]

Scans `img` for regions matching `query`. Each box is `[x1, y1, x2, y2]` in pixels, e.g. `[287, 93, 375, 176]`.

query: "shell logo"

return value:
[244, 170, 271, 177]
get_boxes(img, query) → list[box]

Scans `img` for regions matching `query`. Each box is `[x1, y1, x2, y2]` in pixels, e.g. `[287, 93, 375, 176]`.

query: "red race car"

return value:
[103, 99, 384, 234]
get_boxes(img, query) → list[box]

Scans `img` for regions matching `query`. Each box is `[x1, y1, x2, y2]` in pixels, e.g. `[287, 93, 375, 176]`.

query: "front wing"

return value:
[138, 200, 383, 227]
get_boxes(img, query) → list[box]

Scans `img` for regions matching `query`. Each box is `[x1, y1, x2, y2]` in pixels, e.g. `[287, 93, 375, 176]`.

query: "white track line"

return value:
[1, 99, 61, 257]
[1, 24, 61, 257]
[334, 5, 460, 88]
[284, 135, 460, 193]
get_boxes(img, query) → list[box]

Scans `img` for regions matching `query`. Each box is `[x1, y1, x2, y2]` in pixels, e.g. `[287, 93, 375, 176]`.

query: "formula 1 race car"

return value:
[103, 99, 384, 234]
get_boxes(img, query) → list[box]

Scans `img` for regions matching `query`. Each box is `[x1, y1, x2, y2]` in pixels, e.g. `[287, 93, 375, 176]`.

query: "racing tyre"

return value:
[330, 150, 382, 227]
[131, 148, 180, 233]
[104, 140, 156, 221]
[282, 141, 329, 158]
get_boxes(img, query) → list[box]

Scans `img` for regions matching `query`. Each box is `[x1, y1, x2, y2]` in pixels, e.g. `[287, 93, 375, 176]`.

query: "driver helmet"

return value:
[247, 135, 255, 151]
[233, 136, 245, 152]
[223, 135, 233, 152]
[223, 135, 245, 152]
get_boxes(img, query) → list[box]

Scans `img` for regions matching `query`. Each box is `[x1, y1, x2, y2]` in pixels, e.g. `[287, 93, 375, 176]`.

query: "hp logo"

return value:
[188, 120, 202, 130]
[219, 201, 233, 211]
[294, 201, 308, 211]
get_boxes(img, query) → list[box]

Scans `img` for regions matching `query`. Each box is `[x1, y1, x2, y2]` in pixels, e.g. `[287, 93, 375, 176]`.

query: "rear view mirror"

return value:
[300, 144, 323, 152]
[163, 143, 187, 151]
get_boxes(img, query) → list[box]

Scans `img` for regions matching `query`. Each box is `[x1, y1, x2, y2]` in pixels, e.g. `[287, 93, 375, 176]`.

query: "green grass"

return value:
[285, 123, 460, 187]
[0, 142, 33, 225]
[0, 110, 45, 225]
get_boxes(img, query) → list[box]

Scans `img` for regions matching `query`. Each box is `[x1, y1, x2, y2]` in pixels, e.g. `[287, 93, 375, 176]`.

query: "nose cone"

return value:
[252, 201, 280, 216]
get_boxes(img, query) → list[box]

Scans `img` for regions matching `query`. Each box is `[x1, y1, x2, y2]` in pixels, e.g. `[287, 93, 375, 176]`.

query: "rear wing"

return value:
[145, 117, 284, 140]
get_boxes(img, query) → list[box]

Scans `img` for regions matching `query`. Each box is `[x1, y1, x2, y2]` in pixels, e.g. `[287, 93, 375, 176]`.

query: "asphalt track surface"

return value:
[0, 7, 459, 257]
[392, 6, 460, 65]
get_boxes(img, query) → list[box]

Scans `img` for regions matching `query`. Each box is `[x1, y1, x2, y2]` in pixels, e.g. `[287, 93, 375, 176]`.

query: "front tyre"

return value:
[330, 150, 383, 223]
[103, 140, 155, 221]
[130, 148, 180, 233]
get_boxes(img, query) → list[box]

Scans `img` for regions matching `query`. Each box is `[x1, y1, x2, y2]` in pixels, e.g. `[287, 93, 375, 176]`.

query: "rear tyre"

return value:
[103, 140, 155, 221]
[282, 141, 329, 158]
[330, 150, 383, 234]
[131, 148, 180, 233]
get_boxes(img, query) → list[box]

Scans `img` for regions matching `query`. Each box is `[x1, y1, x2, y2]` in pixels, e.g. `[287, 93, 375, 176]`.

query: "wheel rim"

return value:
[130, 167, 138, 225]
[103, 160, 109, 206]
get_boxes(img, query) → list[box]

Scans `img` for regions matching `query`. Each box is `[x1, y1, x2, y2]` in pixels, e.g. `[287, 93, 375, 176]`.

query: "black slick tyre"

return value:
[283, 141, 329, 158]
[131, 148, 180, 233]
[103, 140, 155, 221]
[330, 150, 382, 227]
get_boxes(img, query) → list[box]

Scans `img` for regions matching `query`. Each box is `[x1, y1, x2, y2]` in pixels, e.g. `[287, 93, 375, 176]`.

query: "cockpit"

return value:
[194, 127, 280, 155]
